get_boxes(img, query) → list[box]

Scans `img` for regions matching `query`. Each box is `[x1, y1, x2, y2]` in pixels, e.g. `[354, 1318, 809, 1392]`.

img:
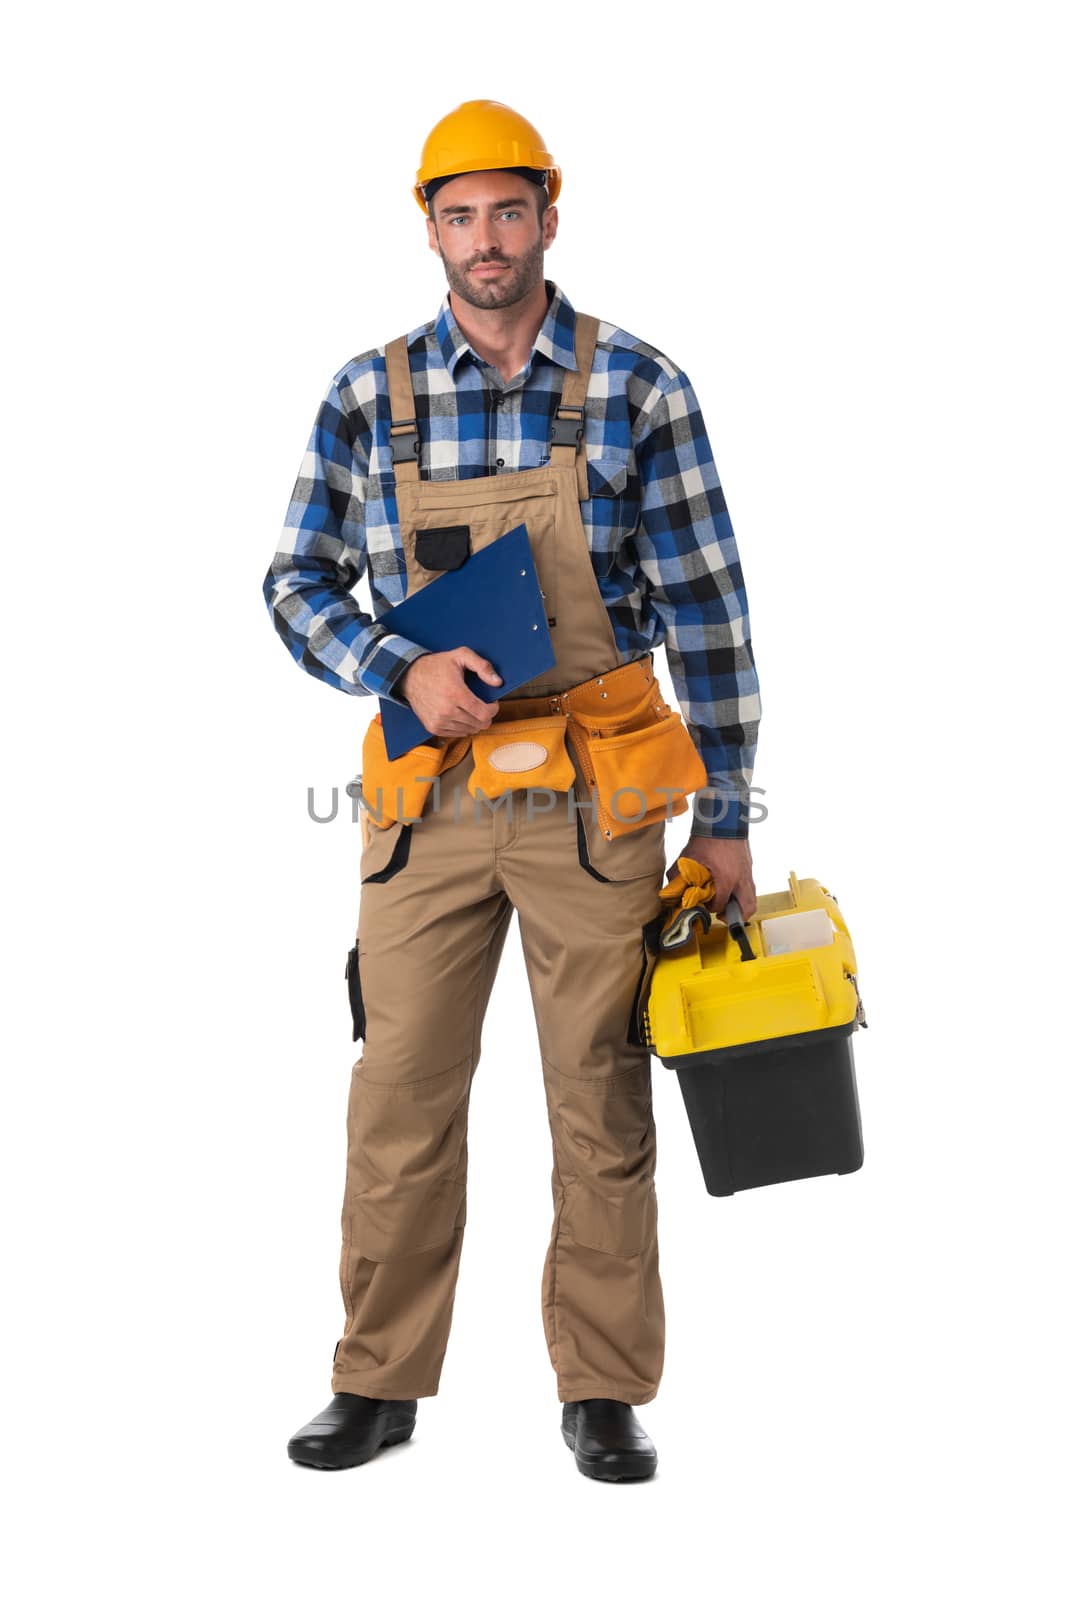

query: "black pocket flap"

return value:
[415, 524, 471, 571]
[345, 941, 367, 1043]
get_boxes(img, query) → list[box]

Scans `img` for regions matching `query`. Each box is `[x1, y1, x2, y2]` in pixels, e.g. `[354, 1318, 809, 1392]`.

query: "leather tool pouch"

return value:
[569, 679, 709, 839]
[585, 713, 708, 829]
[468, 714, 576, 801]
[361, 714, 470, 828]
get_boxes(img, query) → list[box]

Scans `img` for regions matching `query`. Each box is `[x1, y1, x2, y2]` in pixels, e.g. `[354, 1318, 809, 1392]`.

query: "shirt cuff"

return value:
[687, 784, 750, 840]
[361, 634, 433, 704]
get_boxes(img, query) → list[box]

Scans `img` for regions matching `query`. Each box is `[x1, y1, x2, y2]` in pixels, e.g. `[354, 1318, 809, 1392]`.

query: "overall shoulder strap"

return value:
[549, 311, 599, 500]
[386, 312, 599, 491]
[383, 334, 420, 484]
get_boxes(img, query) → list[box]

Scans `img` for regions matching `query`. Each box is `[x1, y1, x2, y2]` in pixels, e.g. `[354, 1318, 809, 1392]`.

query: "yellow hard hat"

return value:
[414, 99, 561, 214]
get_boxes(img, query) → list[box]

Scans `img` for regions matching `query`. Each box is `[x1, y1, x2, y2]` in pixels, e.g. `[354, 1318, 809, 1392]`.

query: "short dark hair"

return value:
[426, 167, 549, 224]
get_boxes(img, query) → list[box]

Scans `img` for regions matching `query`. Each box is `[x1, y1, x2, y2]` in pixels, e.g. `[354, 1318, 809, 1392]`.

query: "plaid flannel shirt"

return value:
[264, 280, 761, 836]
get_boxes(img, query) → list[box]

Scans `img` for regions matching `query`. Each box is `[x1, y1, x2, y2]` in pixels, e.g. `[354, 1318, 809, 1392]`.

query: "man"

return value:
[264, 99, 761, 1481]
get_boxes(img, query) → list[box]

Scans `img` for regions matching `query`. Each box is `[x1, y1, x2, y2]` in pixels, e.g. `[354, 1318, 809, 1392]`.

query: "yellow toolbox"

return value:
[633, 866, 868, 1196]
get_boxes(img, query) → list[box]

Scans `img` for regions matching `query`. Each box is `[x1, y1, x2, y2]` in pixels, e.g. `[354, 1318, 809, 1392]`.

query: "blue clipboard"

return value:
[379, 522, 556, 760]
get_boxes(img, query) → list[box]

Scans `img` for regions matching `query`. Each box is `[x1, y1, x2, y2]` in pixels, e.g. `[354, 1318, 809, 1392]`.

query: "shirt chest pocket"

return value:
[584, 450, 636, 533]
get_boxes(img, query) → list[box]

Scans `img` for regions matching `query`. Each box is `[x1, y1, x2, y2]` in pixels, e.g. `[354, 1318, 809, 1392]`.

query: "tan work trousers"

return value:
[334, 749, 667, 1404]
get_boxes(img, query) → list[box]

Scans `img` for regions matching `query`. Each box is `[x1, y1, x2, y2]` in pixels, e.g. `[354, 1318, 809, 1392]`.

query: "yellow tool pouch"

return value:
[568, 679, 709, 839]
[361, 714, 471, 828]
[468, 714, 576, 801]
[584, 712, 709, 832]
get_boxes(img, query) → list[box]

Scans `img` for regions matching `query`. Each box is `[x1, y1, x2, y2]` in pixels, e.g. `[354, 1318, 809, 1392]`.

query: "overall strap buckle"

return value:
[550, 404, 584, 449]
[390, 418, 420, 464]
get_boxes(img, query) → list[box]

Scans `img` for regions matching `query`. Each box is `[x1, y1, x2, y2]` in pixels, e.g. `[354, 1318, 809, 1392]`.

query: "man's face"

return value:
[426, 170, 558, 310]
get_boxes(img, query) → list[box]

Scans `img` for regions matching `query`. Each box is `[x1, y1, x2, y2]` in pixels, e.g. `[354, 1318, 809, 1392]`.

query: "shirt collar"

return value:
[433, 279, 578, 379]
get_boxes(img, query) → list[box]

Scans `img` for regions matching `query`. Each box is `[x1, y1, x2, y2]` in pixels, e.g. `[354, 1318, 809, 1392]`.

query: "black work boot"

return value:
[287, 1394, 417, 1470]
[560, 1399, 658, 1481]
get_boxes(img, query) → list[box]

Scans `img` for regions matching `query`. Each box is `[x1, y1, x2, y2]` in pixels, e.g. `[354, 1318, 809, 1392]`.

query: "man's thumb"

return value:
[452, 647, 502, 685]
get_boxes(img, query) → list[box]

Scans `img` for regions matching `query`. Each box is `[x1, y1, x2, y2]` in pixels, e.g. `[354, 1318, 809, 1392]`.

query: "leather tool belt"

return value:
[360, 655, 708, 841]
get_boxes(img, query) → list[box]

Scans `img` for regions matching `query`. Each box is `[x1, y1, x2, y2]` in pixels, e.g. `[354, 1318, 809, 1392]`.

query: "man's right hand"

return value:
[395, 647, 503, 737]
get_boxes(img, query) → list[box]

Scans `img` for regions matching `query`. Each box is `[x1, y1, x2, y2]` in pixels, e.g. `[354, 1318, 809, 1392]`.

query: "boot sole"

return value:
[288, 1420, 416, 1470]
[560, 1423, 657, 1481]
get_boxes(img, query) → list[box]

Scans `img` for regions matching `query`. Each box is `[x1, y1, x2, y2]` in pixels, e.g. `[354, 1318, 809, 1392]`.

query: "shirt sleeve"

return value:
[262, 376, 430, 703]
[632, 370, 762, 839]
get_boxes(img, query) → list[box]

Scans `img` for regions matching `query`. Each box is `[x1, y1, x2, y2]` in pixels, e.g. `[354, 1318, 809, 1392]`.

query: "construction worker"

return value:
[264, 99, 761, 1481]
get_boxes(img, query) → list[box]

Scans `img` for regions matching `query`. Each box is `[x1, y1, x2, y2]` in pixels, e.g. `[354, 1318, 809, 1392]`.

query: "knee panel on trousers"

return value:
[341, 1058, 471, 1261]
[559, 1174, 658, 1257]
[546, 1059, 658, 1258]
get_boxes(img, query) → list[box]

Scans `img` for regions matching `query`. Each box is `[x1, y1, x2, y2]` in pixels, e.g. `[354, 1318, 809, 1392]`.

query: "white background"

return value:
[4, 2, 1064, 1595]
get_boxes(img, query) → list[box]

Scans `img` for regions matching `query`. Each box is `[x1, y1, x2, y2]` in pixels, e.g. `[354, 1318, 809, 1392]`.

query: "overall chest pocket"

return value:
[408, 479, 558, 538]
[402, 478, 561, 606]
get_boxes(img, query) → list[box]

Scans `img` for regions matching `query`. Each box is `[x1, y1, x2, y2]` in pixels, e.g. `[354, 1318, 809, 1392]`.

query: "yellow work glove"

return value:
[657, 857, 717, 950]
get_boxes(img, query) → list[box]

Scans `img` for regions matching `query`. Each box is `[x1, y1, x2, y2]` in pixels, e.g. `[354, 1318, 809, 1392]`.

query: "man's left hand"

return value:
[668, 835, 757, 922]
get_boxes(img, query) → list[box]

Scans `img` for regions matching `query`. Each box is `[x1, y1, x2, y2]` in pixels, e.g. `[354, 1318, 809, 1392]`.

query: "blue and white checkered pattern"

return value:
[264, 280, 761, 836]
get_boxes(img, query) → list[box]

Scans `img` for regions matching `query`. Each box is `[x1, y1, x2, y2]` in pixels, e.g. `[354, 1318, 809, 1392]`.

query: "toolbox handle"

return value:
[723, 896, 757, 961]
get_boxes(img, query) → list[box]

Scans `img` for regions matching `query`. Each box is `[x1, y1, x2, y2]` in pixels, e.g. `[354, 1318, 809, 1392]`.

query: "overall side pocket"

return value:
[571, 762, 667, 883]
[360, 820, 414, 884]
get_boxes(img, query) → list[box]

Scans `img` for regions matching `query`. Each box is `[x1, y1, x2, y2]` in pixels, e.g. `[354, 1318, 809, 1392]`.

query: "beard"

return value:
[441, 233, 545, 310]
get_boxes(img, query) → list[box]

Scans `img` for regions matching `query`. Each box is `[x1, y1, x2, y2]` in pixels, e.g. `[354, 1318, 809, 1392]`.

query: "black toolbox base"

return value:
[663, 1023, 864, 1197]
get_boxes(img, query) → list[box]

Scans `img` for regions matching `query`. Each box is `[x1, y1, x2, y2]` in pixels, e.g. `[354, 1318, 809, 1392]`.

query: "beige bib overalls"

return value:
[335, 314, 670, 1405]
